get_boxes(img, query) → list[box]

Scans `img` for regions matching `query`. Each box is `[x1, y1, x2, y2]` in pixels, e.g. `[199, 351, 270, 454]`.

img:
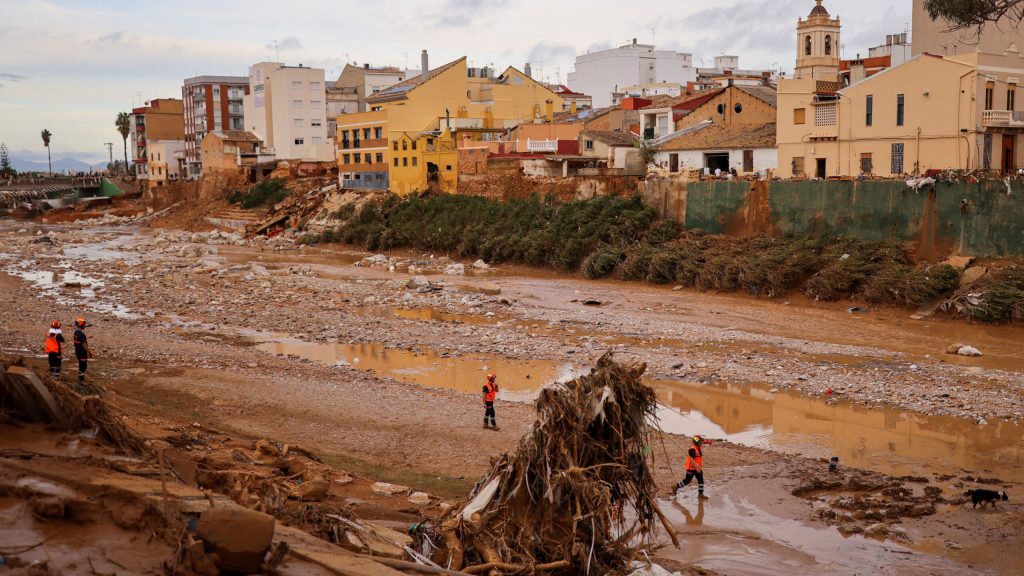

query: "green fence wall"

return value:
[639, 179, 1024, 258]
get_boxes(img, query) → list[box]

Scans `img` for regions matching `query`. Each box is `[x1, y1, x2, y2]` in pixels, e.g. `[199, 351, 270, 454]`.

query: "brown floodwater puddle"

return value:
[657, 490, 955, 575]
[253, 338, 579, 399]
[653, 378, 1024, 485]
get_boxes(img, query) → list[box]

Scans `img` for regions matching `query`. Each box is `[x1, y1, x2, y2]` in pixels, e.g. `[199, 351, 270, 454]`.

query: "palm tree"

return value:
[41, 129, 52, 175]
[115, 112, 131, 177]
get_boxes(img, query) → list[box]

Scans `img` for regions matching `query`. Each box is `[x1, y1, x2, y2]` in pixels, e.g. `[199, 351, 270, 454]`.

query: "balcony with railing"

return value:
[525, 139, 558, 153]
[982, 110, 1024, 128]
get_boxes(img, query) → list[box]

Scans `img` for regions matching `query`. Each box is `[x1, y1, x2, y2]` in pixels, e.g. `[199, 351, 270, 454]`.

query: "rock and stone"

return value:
[31, 495, 66, 519]
[472, 259, 489, 270]
[408, 492, 431, 505]
[957, 346, 983, 357]
[444, 263, 465, 276]
[296, 479, 331, 501]
[959, 266, 987, 289]
[371, 481, 409, 496]
[196, 506, 276, 573]
[409, 276, 431, 289]
[478, 283, 501, 296]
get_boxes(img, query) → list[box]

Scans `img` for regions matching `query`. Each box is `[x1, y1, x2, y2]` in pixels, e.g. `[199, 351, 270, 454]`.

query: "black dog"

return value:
[964, 489, 1009, 509]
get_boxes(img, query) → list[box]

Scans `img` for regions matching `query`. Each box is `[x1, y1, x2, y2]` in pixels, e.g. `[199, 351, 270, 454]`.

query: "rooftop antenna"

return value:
[403, 51, 409, 71]
[271, 40, 279, 61]
[650, 25, 656, 46]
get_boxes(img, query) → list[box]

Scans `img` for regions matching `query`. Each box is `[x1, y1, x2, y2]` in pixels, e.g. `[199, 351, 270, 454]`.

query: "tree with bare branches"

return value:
[925, 0, 1024, 31]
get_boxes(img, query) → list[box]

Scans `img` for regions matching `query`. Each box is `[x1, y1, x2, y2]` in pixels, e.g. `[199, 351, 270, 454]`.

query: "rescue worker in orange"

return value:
[482, 372, 499, 431]
[674, 435, 711, 499]
[73, 318, 92, 385]
[44, 320, 65, 379]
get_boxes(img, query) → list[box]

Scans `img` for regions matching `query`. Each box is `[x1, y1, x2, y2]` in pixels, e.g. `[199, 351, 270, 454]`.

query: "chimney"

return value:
[545, 99, 554, 122]
[850, 62, 866, 84]
[570, 100, 578, 115]
[421, 50, 429, 81]
[632, 38, 637, 45]
[524, 62, 532, 78]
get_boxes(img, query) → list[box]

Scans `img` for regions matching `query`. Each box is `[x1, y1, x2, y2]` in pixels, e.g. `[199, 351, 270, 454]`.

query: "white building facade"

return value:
[242, 62, 334, 161]
[567, 40, 696, 107]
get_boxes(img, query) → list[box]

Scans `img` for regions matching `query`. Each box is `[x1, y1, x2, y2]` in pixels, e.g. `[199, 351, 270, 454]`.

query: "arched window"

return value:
[805, 35, 812, 56]
[825, 35, 832, 55]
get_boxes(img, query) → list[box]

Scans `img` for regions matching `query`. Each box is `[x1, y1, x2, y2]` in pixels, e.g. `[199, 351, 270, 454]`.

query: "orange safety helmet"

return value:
[51, 320, 61, 329]
[75, 317, 86, 328]
[487, 373, 496, 382]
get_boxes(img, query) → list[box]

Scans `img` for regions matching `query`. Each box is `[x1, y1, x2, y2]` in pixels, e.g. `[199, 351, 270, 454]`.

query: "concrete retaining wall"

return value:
[639, 179, 1024, 258]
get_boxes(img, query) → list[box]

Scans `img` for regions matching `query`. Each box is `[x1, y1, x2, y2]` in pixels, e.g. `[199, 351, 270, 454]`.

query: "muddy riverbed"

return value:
[1, 220, 1022, 574]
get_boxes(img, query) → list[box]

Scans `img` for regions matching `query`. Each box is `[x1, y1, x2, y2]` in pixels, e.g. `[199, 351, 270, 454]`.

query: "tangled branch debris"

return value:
[429, 353, 674, 576]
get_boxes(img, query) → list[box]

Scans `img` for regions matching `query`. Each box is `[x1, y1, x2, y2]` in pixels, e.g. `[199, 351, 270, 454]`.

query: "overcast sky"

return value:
[0, 0, 911, 162]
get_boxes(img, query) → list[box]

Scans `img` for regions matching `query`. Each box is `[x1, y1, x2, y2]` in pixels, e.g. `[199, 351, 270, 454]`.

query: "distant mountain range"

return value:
[7, 150, 110, 173]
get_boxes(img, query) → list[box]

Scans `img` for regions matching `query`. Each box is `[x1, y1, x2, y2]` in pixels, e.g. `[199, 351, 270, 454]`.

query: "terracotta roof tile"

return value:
[655, 122, 776, 151]
[210, 130, 262, 143]
[639, 89, 724, 111]
[580, 130, 639, 147]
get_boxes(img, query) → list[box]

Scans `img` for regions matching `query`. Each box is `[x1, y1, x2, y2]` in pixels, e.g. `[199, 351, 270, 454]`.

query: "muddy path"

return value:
[1, 221, 1023, 574]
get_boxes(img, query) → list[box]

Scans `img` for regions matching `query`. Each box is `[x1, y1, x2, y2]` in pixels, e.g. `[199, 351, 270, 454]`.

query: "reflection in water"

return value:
[255, 339, 577, 396]
[661, 493, 952, 575]
[676, 498, 704, 526]
[653, 379, 1024, 483]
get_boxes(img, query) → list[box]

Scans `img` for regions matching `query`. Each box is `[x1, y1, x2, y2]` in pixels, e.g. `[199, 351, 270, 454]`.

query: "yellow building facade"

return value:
[336, 56, 563, 194]
[777, 1, 1024, 178]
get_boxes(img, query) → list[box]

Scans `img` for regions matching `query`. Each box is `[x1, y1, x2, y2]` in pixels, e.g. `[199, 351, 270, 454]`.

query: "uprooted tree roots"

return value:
[428, 353, 676, 576]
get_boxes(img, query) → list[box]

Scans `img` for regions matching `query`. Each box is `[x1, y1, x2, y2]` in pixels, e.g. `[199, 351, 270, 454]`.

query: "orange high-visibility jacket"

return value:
[685, 444, 703, 471]
[483, 381, 497, 403]
[44, 333, 62, 355]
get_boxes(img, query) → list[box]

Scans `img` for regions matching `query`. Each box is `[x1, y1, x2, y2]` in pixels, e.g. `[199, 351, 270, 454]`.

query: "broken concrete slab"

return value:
[197, 506, 276, 573]
[6, 366, 68, 428]
[0, 368, 47, 421]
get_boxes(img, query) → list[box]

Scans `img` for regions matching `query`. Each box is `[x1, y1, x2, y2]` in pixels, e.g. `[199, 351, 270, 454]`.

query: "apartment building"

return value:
[777, 1, 1024, 178]
[568, 40, 696, 107]
[181, 75, 249, 177]
[130, 98, 184, 180]
[241, 62, 333, 162]
[336, 51, 563, 194]
[326, 63, 407, 138]
[146, 140, 186, 188]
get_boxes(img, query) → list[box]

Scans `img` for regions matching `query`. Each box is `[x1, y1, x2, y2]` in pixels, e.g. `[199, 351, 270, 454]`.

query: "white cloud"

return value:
[0, 0, 912, 158]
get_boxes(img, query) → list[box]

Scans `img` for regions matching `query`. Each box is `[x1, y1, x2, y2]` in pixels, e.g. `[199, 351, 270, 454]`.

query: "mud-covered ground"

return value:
[1, 219, 1022, 575]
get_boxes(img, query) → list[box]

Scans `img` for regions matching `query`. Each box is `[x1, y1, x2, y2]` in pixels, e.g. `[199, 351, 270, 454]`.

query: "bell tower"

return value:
[794, 0, 841, 81]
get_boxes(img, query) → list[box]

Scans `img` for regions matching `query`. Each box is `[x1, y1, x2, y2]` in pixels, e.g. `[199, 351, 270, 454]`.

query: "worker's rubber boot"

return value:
[483, 420, 490, 430]
[490, 420, 500, 431]
[698, 490, 709, 500]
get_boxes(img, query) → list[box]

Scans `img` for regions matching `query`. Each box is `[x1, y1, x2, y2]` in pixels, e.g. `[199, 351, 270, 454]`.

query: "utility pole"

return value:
[104, 142, 113, 169]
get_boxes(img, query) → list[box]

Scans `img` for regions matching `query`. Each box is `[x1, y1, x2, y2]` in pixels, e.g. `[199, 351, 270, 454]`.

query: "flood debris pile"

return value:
[429, 353, 675, 575]
[792, 469, 949, 542]
[1, 359, 147, 454]
[943, 261, 1024, 323]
